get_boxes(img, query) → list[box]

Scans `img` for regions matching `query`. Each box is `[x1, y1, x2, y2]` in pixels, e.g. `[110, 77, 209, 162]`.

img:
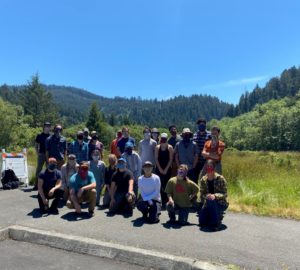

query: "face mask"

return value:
[79, 168, 88, 179]
[183, 135, 190, 141]
[160, 138, 167, 144]
[126, 148, 133, 155]
[77, 135, 84, 141]
[177, 169, 187, 178]
[117, 163, 126, 169]
[143, 167, 152, 175]
[206, 167, 215, 174]
[152, 133, 158, 140]
[68, 160, 76, 167]
[54, 129, 61, 137]
[198, 124, 206, 132]
[48, 163, 57, 171]
[144, 133, 151, 140]
[92, 155, 99, 161]
[44, 127, 50, 133]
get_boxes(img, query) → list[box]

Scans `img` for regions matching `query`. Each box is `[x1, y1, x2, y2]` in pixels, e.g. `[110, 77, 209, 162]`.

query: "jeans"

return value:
[109, 192, 135, 213]
[198, 200, 228, 227]
[35, 153, 47, 186]
[137, 199, 161, 223]
[166, 204, 190, 223]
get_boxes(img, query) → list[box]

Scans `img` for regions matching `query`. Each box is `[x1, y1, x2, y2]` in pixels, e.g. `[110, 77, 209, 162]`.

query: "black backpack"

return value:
[1, 169, 20, 190]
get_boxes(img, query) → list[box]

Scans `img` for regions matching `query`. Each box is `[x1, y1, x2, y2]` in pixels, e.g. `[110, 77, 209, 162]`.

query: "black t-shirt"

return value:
[208, 180, 215, 194]
[111, 169, 133, 193]
[104, 166, 117, 186]
[35, 132, 50, 153]
[39, 169, 62, 190]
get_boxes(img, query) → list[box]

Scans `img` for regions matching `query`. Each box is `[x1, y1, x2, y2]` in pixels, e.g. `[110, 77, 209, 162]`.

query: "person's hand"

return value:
[159, 167, 164, 174]
[48, 188, 55, 197]
[43, 198, 49, 206]
[162, 168, 168, 175]
[207, 194, 216, 200]
[77, 188, 84, 198]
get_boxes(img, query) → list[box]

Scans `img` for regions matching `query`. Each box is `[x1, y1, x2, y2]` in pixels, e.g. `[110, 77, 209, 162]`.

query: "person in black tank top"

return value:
[155, 133, 174, 206]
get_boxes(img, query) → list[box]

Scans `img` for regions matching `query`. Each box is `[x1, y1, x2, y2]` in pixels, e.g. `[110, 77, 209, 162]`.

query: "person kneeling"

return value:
[198, 160, 228, 231]
[165, 164, 199, 226]
[137, 161, 161, 224]
[38, 158, 64, 215]
[68, 161, 97, 217]
[109, 158, 135, 215]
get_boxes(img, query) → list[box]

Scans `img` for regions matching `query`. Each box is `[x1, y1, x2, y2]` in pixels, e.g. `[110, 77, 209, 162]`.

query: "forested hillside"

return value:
[229, 66, 300, 116]
[0, 84, 231, 127]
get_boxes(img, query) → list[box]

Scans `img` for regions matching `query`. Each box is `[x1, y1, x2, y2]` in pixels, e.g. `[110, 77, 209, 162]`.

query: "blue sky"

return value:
[1, 0, 300, 104]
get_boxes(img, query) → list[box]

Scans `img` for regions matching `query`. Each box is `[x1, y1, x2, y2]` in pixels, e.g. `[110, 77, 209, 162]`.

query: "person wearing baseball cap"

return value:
[121, 141, 142, 195]
[109, 157, 135, 215]
[137, 161, 161, 223]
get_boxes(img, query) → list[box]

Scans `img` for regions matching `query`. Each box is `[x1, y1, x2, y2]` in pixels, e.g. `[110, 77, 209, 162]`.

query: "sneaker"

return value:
[166, 219, 176, 224]
[49, 208, 59, 215]
[66, 200, 73, 209]
[88, 210, 95, 217]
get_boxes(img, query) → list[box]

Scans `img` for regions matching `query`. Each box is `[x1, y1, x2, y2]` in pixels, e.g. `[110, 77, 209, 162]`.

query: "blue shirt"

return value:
[88, 160, 105, 186]
[117, 137, 135, 154]
[39, 169, 62, 190]
[69, 141, 89, 163]
[46, 135, 67, 161]
[69, 171, 96, 192]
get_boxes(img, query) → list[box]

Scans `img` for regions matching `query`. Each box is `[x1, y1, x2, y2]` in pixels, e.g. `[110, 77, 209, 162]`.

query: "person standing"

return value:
[110, 130, 122, 158]
[117, 127, 135, 155]
[83, 128, 91, 143]
[174, 128, 199, 183]
[151, 128, 160, 144]
[139, 127, 157, 167]
[34, 122, 51, 190]
[137, 161, 161, 224]
[193, 118, 211, 182]
[45, 124, 67, 169]
[88, 133, 104, 161]
[168, 125, 181, 177]
[69, 131, 89, 163]
[155, 133, 173, 206]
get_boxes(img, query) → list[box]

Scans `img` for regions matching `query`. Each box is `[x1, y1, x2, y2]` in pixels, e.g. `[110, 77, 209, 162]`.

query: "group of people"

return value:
[35, 119, 228, 231]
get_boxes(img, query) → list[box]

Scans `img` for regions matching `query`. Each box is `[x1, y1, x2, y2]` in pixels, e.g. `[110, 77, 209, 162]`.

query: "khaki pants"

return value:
[70, 189, 96, 212]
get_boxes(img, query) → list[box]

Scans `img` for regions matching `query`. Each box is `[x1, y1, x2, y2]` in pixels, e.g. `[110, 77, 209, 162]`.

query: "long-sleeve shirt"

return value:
[138, 174, 161, 202]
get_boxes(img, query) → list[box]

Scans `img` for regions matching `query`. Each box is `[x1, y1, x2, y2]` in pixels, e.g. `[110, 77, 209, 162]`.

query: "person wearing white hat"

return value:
[174, 128, 199, 183]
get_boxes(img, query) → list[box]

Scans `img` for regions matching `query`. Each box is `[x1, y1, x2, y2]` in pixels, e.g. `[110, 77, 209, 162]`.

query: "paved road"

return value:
[0, 188, 299, 270]
[0, 240, 151, 270]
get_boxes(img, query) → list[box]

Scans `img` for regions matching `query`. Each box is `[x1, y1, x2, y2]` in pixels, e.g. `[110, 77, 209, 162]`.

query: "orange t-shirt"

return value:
[203, 140, 225, 161]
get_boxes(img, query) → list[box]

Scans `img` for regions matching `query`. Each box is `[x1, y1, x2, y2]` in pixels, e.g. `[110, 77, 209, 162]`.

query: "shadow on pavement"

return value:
[60, 212, 92, 221]
[27, 208, 44, 219]
[131, 217, 146, 227]
[199, 224, 228, 233]
[162, 222, 182, 230]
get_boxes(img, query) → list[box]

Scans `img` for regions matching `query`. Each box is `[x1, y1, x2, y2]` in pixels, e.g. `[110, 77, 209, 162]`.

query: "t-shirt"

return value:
[138, 174, 161, 202]
[203, 140, 225, 161]
[193, 131, 211, 162]
[69, 141, 89, 163]
[168, 135, 181, 149]
[174, 140, 199, 169]
[138, 139, 157, 165]
[69, 171, 96, 192]
[39, 169, 62, 190]
[104, 166, 117, 186]
[111, 169, 133, 193]
[117, 137, 135, 154]
[35, 132, 50, 154]
[46, 135, 67, 161]
[208, 180, 215, 194]
[165, 177, 199, 208]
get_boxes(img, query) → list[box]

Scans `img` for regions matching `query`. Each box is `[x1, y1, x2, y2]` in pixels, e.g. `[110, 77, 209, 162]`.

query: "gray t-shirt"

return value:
[174, 140, 199, 169]
[138, 139, 157, 166]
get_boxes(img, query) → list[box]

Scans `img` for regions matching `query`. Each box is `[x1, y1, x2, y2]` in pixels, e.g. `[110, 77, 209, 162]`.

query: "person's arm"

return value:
[189, 181, 200, 200]
[214, 177, 227, 202]
[136, 154, 142, 177]
[45, 138, 50, 162]
[165, 180, 174, 205]
[35, 135, 40, 154]
[138, 141, 142, 157]
[155, 146, 163, 173]
[82, 173, 97, 191]
[174, 143, 180, 167]
[63, 140, 67, 160]
[166, 146, 174, 171]
[38, 178, 47, 205]
[200, 178, 207, 203]
[128, 178, 134, 194]
[202, 141, 219, 160]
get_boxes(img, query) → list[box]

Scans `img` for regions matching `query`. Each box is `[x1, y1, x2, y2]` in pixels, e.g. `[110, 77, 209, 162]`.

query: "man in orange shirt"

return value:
[110, 130, 122, 158]
[200, 126, 225, 179]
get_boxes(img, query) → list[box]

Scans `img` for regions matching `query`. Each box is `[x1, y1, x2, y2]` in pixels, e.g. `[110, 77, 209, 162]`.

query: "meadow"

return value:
[26, 148, 300, 220]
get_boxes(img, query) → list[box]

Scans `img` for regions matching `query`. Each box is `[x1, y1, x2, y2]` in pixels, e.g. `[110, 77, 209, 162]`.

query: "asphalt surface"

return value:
[0, 240, 151, 270]
[0, 188, 299, 270]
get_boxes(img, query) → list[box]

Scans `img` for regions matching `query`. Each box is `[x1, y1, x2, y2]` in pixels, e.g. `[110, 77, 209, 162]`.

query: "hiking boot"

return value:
[88, 210, 95, 217]
[49, 208, 59, 215]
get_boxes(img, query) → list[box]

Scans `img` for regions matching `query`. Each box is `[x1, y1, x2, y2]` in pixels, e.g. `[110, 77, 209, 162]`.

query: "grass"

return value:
[26, 147, 300, 220]
[223, 149, 300, 220]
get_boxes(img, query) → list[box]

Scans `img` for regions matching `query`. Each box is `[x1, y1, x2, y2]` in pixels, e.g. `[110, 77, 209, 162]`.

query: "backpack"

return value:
[1, 169, 20, 190]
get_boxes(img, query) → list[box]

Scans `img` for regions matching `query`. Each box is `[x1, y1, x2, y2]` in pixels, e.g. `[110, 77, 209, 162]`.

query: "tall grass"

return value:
[223, 149, 300, 220]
